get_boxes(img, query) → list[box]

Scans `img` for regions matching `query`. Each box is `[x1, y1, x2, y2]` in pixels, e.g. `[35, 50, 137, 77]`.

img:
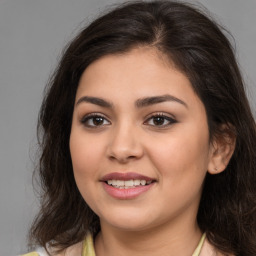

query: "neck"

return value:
[95, 215, 202, 256]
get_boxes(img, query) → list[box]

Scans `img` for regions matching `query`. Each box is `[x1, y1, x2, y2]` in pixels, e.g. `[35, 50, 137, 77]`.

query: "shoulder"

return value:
[21, 250, 46, 256]
[21, 253, 40, 256]
[21, 241, 83, 256]
[21, 247, 48, 256]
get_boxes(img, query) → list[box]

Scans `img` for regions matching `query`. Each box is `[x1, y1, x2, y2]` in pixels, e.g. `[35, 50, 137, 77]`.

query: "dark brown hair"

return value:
[29, 1, 256, 255]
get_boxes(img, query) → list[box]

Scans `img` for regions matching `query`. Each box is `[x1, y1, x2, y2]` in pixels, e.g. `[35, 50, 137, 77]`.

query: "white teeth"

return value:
[117, 180, 125, 186]
[124, 180, 133, 186]
[140, 180, 146, 186]
[107, 179, 152, 188]
[134, 180, 140, 186]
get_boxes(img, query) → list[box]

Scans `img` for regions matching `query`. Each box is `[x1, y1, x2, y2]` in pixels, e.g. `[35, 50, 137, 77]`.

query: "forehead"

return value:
[76, 47, 190, 96]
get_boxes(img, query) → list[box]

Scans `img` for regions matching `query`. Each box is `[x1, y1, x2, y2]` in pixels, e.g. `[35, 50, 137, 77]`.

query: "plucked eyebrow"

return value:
[76, 94, 187, 109]
[135, 94, 188, 108]
[76, 96, 113, 108]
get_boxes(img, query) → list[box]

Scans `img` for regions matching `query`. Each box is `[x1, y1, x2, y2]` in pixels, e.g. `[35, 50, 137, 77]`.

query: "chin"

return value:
[108, 220, 154, 232]
[98, 208, 160, 232]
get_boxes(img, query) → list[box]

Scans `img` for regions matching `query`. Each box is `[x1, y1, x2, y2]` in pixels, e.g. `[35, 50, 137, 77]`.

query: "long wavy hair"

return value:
[29, 1, 256, 255]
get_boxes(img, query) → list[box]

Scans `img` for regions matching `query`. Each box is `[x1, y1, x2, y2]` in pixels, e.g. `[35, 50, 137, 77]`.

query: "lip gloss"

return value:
[100, 172, 156, 199]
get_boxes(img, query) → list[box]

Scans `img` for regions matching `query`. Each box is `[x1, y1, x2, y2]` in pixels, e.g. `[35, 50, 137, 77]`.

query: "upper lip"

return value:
[101, 172, 155, 182]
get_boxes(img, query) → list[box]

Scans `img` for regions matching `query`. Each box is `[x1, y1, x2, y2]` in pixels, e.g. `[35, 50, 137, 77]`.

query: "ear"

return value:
[207, 125, 236, 175]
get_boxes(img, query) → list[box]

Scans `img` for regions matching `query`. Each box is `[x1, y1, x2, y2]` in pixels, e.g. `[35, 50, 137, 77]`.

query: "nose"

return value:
[106, 123, 144, 163]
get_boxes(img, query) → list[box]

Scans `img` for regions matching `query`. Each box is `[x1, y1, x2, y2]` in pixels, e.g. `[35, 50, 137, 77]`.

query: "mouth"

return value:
[105, 179, 154, 189]
[100, 172, 156, 199]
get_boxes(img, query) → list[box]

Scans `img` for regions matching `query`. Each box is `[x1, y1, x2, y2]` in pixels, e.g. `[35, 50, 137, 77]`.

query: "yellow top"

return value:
[22, 253, 39, 256]
[22, 233, 206, 256]
[82, 233, 95, 256]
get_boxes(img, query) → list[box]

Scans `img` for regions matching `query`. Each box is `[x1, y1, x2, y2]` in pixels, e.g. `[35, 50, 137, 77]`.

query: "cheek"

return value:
[69, 129, 103, 208]
[69, 129, 104, 183]
[147, 125, 210, 182]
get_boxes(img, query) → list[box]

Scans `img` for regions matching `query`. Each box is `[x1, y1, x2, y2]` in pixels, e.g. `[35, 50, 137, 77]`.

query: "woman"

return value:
[24, 1, 256, 255]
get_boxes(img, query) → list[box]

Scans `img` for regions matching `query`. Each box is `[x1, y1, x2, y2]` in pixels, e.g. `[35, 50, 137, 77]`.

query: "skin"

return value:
[69, 47, 234, 256]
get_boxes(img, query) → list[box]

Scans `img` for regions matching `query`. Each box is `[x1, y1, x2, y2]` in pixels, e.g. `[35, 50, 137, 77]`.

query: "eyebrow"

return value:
[76, 96, 113, 108]
[76, 94, 187, 109]
[135, 94, 188, 108]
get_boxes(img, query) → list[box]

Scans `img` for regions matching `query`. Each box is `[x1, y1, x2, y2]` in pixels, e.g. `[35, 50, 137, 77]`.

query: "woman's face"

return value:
[70, 47, 215, 232]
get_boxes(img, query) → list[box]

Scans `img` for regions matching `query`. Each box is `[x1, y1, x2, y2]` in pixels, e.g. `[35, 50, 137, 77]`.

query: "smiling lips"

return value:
[101, 172, 156, 199]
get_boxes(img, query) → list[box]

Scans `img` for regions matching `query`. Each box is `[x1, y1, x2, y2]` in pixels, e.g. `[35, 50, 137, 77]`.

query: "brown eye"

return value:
[152, 116, 165, 126]
[81, 114, 110, 127]
[92, 116, 104, 126]
[145, 114, 177, 127]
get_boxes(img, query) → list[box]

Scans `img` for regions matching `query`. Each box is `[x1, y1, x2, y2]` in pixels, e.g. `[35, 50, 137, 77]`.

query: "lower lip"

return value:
[102, 182, 155, 200]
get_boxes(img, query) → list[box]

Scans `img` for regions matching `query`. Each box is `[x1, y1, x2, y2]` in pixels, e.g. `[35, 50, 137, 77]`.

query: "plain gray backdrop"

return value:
[0, 0, 255, 255]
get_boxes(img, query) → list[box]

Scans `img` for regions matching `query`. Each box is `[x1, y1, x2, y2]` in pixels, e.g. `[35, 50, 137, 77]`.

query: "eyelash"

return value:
[80, 112, 177, 128]
[80, 113, 111, 128]
[144, 113, 177, 127]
